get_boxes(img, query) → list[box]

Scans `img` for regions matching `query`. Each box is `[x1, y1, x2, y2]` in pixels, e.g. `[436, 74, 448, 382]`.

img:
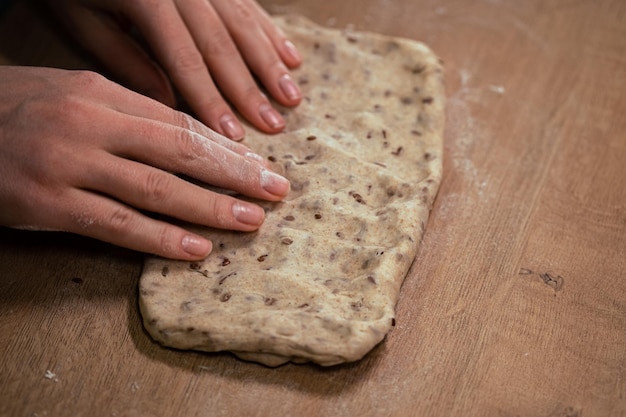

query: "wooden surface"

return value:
[1, 1, 625, 416]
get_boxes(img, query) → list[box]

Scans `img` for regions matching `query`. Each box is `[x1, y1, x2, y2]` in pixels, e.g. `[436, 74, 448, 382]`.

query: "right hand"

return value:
[0, 66, 290, 260]
[44, 0, 304, 140]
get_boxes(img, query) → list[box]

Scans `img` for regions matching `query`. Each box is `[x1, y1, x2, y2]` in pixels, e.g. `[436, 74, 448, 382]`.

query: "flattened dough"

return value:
[139, 15, 444, 366]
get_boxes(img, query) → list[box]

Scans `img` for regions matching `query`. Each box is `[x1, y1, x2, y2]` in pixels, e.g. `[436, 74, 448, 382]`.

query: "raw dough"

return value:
[139, 15, 444, 366]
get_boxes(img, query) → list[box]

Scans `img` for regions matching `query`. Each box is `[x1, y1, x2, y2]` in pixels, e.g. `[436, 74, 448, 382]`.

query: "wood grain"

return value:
[1, 1, 625, 416]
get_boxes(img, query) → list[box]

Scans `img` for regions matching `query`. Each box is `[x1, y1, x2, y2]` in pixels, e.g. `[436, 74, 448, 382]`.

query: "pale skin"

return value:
[0, 0, 303, 260]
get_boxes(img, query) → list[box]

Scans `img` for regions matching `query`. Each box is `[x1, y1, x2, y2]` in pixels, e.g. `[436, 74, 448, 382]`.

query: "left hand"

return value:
[45, 0, 303, 140]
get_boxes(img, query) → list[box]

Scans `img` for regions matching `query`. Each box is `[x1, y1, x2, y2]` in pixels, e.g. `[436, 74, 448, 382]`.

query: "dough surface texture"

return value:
[139, 15, 445, 366]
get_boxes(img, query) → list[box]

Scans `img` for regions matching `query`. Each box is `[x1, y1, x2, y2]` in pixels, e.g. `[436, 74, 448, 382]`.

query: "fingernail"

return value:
[284, 40, 302, 63]
[220, 114, 245, 141]
[279, 74, 301, 102]
[181, 235, 212, 257]
[232, 202, 265, 226]
[259, 104, 284, 130]
[261, 169, 290, 197]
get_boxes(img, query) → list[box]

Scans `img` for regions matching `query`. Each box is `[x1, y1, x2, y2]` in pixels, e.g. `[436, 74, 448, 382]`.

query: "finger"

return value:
[101, 88, 269, 166]
[84, 154, 267, 231]
[80, 79, 268, 166]
[248, 1, 303, 69]
[124, 1, 246, 140]
[169, 111, 268, 167]
[60, 5, 176, 107]
[175, 0, 287, 133]
[209, 0, 302, 108]
[60, 188, 213, 260]
[108, 115, 290, 200]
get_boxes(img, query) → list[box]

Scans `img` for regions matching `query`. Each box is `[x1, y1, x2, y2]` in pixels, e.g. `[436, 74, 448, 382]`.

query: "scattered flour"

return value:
[43, 370, 58, 382]
[445, 69, 489, 192]
[489, 84, 506, 94]
[433, 67, 498, 235]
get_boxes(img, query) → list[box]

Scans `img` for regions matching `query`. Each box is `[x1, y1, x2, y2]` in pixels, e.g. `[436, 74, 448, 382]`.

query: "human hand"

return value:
[45, 0, 303, 140]
[0, 66, 290, 260]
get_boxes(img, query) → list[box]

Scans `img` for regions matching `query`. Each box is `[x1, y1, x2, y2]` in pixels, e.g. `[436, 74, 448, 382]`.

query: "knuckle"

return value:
[232, 0, 266, 28]
[201, 29, 238, 58]
[240, 84, 263, 103]
[175, 111, 194, 131]
[231, 0, 255, 24]
[209, 197, 233, 228]
[106, 206, 136, 233]
[142, 170, 171, 204]
[173, 128, 198, 161]
[172, 46, 206, 72]
[232, 0, 251, 16]
[156, 224, 176, 256]
[68, 70, 109, 91]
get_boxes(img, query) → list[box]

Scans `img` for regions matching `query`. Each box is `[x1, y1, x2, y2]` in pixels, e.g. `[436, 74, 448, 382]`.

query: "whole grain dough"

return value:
[139, 15, 444, 367]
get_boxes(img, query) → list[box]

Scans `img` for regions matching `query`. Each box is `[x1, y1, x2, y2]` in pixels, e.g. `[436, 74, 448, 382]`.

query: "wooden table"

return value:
[1, 1, 625, 416]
